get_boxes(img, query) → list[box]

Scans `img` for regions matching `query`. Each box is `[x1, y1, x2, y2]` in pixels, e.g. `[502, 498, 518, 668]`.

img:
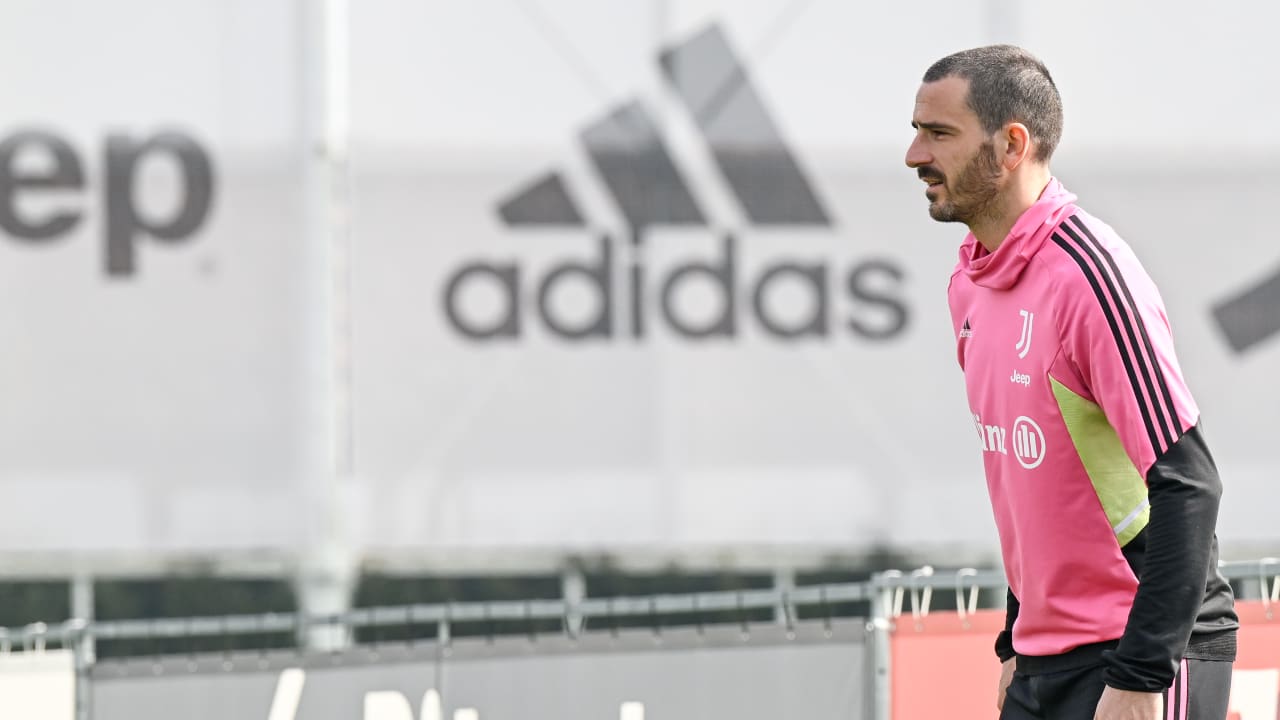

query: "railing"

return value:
[1, 559, 1275, 653]
[1, 558, 1275, 720]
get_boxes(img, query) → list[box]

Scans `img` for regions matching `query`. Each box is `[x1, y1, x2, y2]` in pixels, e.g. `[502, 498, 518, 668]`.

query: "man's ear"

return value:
[1003, 122, 1032, 170]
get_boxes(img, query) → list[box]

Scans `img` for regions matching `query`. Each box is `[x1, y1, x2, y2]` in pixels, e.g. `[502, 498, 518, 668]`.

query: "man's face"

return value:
[905, 76, 1004, 224]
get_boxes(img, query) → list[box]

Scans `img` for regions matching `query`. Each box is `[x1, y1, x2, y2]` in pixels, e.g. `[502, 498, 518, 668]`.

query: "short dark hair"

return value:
[923, 45, 1063, 162]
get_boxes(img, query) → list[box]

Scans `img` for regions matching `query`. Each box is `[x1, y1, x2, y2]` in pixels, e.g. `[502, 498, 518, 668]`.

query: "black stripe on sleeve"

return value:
[1057, 221, 1175, 454]
[1051, 232, 1163, 454]
[1066, 215, 1182, 445]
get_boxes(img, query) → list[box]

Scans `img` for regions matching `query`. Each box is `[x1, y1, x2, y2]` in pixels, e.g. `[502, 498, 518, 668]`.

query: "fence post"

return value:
[773, 569, 796, 627]
[866, 571, 899, 720]
[562, 568, 585, 638]
[66, 619, 91, 720]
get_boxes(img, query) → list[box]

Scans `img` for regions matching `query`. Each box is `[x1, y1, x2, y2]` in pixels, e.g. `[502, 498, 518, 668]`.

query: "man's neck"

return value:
[970, 171, 1052, 254]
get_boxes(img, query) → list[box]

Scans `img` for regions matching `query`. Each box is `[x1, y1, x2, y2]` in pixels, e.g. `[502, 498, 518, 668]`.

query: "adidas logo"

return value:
[959, 318, 973, 339]
[496, 24, 829, 231]
[441, 24, 909, 344]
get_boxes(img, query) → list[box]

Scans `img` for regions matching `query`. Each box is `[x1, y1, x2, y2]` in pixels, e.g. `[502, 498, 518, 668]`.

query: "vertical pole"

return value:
[76, 634, 93, 720]
[70, 575, 93, 720]
[296, 0, 357, 651]
[562, 568, 586, 636]
[652, 0, 678, 556]
[773, 568, 795, 626]
[69, 575, 94, 664]
[866, 572, 895, 720]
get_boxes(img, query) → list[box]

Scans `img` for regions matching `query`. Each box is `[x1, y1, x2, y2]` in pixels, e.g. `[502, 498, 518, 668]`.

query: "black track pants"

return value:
[1000, 659, 1232, 720]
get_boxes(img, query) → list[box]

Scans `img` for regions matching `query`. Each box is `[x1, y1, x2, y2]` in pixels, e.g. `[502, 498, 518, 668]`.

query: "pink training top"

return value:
[948, 178, 1199, 656]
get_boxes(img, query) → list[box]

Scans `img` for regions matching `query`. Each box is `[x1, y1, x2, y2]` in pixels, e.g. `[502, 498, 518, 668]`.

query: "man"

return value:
[905, 45, 1238, 719]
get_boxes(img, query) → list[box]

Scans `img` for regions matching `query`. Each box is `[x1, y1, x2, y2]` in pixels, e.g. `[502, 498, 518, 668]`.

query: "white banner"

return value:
[0, 650, 75, 720]
[0, 0, 314, 556]
[92, 624, 865, 720]
[348, 0, 1280, 562]
[1, 0, 1277, 566]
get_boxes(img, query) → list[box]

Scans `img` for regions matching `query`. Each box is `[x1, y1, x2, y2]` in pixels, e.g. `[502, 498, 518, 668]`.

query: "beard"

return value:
[922, 141, 1003, 225]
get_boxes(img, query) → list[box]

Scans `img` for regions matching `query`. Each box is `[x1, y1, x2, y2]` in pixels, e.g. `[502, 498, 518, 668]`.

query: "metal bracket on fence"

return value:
[524, 600, 538, 644]
[1259, 557, 1280, 620]
[955, 568, 980, 628]
[605, 597, 619, 638]
[818, 586, 833, 637]
[563, 598, 583, 640]
[255, 613, 270, 668]
[403, 604, 414, 647]
[780, 590, 796, 639]
[736, 590, 750, 640]
[340, 612, 353, 651]
[219, 614, 234, 670]
[293, 609, 307, 655]
[908, 567, 934, 630]
[61, 619, 87, 653]
[439, 604, 453, 651]
[878, 570, 905, 623]
[23, 622, 48, 653]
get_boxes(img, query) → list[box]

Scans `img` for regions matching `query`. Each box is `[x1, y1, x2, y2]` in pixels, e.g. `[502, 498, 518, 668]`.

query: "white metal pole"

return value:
[867, 572, 894, 720]
[296, 0, 356, 651]
[562, 567, 586, 636]
[69, 573, 93, 720]
[69, 574, 93, 662]
[773, 568, 795, 627]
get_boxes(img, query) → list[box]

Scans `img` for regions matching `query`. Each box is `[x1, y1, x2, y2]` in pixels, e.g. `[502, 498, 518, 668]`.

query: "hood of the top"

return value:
[957, 178, 1078, 290]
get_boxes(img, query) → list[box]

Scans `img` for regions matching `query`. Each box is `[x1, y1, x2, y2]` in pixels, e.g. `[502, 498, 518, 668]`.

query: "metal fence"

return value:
[3, 559, 1276, 720]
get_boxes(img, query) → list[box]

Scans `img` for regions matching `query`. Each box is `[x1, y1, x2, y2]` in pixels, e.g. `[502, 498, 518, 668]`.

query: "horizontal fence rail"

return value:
[0, 559, 1274, 652]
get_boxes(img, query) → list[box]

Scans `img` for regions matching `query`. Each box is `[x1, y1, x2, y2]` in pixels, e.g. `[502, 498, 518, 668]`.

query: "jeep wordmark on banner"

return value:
[0, 1, 315, 559]
[349, 3, 1280, 564]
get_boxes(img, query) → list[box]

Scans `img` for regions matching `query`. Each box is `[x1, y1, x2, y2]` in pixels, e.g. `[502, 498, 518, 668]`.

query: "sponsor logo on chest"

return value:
[974, 413, 1047, 470]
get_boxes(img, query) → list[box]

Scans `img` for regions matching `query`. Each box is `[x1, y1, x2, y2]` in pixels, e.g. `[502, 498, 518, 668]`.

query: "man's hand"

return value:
[1093, 685, 1161, 720]
[997, 657, 1016, 711]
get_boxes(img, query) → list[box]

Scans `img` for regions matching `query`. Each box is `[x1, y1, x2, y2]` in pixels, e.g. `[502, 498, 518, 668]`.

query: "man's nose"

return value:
[905, 137, 930, 169]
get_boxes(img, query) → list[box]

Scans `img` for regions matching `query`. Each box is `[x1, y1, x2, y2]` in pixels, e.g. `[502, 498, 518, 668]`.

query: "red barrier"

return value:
[890, 601, 1280, 720]
[890, 609, 1006, 719]
[1229, 602, 1280, 720]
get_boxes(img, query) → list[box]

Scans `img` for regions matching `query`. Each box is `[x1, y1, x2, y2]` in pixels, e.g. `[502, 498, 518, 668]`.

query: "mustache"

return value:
[917, 167, 945, 184]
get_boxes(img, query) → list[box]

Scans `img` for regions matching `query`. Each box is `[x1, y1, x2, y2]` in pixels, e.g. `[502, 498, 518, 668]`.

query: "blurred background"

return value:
[1, 0, 1278, 717]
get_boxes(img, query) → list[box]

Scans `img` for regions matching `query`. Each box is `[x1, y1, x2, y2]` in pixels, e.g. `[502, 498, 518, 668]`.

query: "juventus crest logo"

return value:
[1016, 310, 1035, 359]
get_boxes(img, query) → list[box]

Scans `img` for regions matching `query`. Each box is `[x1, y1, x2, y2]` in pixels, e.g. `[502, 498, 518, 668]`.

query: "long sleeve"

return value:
[1052, 216, 1220, 691]
[1103, 427, 1221, 691]
[995, 588, 1019, 662]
